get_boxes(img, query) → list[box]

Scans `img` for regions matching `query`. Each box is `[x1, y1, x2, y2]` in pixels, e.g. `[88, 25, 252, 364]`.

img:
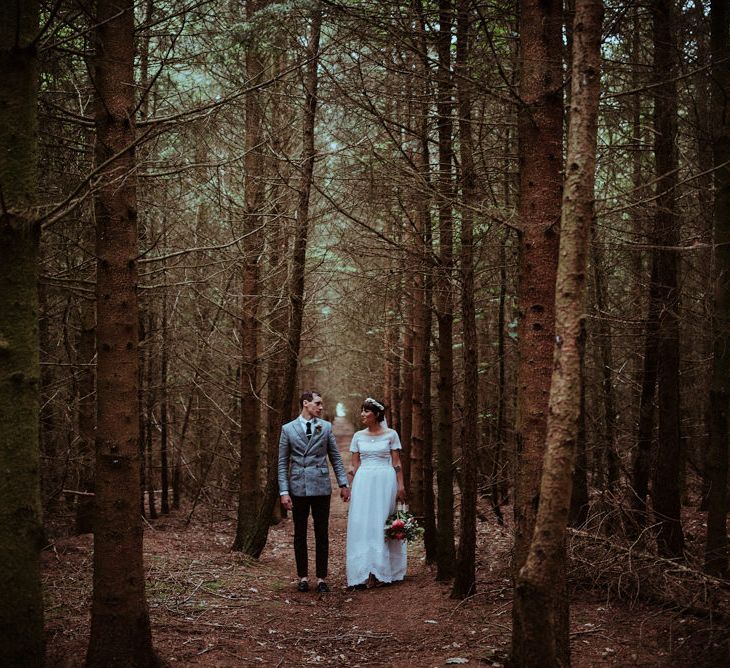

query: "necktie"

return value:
[306, 421, 312, 437]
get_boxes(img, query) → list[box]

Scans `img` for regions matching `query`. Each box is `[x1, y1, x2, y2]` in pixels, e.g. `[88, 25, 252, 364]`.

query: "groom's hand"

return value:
[281, 494, 293, 511]
[340, 487, 351, 502]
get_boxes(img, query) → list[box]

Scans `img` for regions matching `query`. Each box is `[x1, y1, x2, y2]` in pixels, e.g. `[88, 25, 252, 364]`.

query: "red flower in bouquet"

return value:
[384, 507, 423, 542]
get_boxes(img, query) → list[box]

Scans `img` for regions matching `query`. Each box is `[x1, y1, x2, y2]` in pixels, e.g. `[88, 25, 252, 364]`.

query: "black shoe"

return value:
[297, 580, 309, 592]
[316, 581, 330, 593]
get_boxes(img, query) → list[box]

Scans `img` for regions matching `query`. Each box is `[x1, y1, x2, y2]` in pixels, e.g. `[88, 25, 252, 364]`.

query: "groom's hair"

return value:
[299, 390, 320, 407]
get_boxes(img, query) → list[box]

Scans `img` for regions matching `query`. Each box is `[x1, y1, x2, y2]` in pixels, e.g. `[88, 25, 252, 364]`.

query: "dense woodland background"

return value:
[2, 0, 730, 665]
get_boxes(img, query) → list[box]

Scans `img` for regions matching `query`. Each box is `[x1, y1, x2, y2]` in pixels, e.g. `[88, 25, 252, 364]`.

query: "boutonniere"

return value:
[315, 424, 322, 435]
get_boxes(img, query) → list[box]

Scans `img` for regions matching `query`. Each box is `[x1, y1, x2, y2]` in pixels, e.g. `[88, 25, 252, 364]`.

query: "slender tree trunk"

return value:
[705, 0, 730, 577]
[592, 234, 620, 492]
[569, 322, 590, 528]
[75, 263, 96, 534]
[514, 3, 602, 665]
[233, 0, 266, 552]
[138, 314, 147, 517]
[650, 0, 684, 559]
[145, 313, 157, 520]
[452, 0, 479, 600]
[241, 5, 322, 557]
[630, 261, 660, 531]
[511, 0, 563, 662]
[159, 246, 169, 515]
[435, 0, 456, 582]
[86, 1, 157, 664]
[0, 2, 45, 664]
[401, 308, 414, 491]
[409, 0, 432, 544]
[486, 233, 507, 523]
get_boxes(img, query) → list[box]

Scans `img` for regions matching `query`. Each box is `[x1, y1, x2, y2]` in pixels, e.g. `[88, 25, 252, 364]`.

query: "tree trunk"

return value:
[400, 306, 414, 491]
[0, 2, 45, 664]
[451, 0, 479, 600]
[569, 323, 590, 528]
[75, 251, 96, 534]
[511, 0, 563, 662]
[86, 1, 157, 664]
[705, 0, 730, 577]
[591, 232, 620, 493]
[239, 5, 322, 558]
[630, 260, 660, 532]
[514, 2, 602, 665]
[145, 313, 157, 520]
[159, 248, 169, 515]
[233, 0, 266, 552]
[435, 0, 456, 582]
[650, 0, 685, 560]
[409, 0, 434, 555]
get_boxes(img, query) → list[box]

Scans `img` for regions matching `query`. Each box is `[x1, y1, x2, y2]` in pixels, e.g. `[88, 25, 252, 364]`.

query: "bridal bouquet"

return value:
[384, 505, 423, 543]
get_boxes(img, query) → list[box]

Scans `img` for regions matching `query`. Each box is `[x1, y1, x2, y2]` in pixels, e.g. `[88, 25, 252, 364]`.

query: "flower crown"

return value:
[364, 397, 384, 411]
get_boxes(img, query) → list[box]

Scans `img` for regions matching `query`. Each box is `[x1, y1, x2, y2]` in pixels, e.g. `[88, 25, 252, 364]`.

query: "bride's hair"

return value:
[362, 397, 387, 423]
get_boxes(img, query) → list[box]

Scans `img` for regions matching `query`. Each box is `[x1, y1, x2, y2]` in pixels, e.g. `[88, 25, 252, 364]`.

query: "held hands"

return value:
[281, 494, 293, 511]
[340, 486, 351, 502]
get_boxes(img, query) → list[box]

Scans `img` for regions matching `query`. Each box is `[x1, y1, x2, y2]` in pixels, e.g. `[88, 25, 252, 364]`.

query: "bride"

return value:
[345, 397, 407, 588]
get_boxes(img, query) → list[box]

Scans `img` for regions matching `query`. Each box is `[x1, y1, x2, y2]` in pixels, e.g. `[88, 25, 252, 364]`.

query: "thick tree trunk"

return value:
[705, 0, 730, 577]
[233, 0, 266, 552]
[514, 2, 602, 665]
[650, 0, 684, 560]
[451, 0, 479, 600]
[511, 0, 563, 662]
[435, 0, 456, 582]
[0, 2, 45, 664]
[86, 1, 157, 664]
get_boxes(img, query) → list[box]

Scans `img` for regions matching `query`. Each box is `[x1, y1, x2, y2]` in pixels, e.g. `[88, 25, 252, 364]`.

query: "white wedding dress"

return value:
[346, 428, 407, 586]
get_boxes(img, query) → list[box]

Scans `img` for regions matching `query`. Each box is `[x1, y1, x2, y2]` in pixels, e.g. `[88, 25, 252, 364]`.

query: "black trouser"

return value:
[291, 494, 331, 579]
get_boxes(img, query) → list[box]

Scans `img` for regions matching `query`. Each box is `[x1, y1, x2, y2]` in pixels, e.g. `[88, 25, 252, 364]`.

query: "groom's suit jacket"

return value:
[278, 418, 348, 497]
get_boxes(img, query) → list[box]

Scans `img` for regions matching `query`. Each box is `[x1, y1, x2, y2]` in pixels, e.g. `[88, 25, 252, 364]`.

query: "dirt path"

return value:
[43, 418, 727, 666]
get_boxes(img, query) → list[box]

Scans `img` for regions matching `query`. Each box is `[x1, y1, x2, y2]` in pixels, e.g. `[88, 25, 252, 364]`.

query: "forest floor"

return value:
[43, 418, 730, 667]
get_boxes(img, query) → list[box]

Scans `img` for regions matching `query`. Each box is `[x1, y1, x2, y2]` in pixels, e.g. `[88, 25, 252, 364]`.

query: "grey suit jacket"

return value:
[278, 418, 348, 497]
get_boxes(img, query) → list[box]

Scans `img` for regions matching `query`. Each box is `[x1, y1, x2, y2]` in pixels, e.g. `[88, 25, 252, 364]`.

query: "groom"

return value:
[278, 390, 350, 593]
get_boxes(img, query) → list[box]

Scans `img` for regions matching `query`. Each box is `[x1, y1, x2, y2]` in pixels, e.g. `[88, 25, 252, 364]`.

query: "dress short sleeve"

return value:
[389, 429, 402, 450]
[350, 431, 360, 453]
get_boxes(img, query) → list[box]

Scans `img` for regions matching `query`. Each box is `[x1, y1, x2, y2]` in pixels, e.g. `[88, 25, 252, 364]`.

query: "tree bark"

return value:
[514, 2, 603, 665]
[511, 0, 564, 662]
[451, 0, 479, 600]
[650, 0, 685, 560]
[233, 0, 266, 552]
[705, 0, 730, 577]
[239, 4, 322, 557]
[435, 0, 456, 582]
[75, 242, 96, 534]
[86, 1, 157, 664]
[0, 2, 45, 664]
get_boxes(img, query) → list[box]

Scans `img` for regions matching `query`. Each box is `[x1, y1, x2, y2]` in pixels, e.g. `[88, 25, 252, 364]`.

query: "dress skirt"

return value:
[345, 461, 407, 586]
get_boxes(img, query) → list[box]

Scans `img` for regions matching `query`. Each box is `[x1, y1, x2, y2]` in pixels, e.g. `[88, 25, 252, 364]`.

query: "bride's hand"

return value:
[397, 486, 406, 503]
